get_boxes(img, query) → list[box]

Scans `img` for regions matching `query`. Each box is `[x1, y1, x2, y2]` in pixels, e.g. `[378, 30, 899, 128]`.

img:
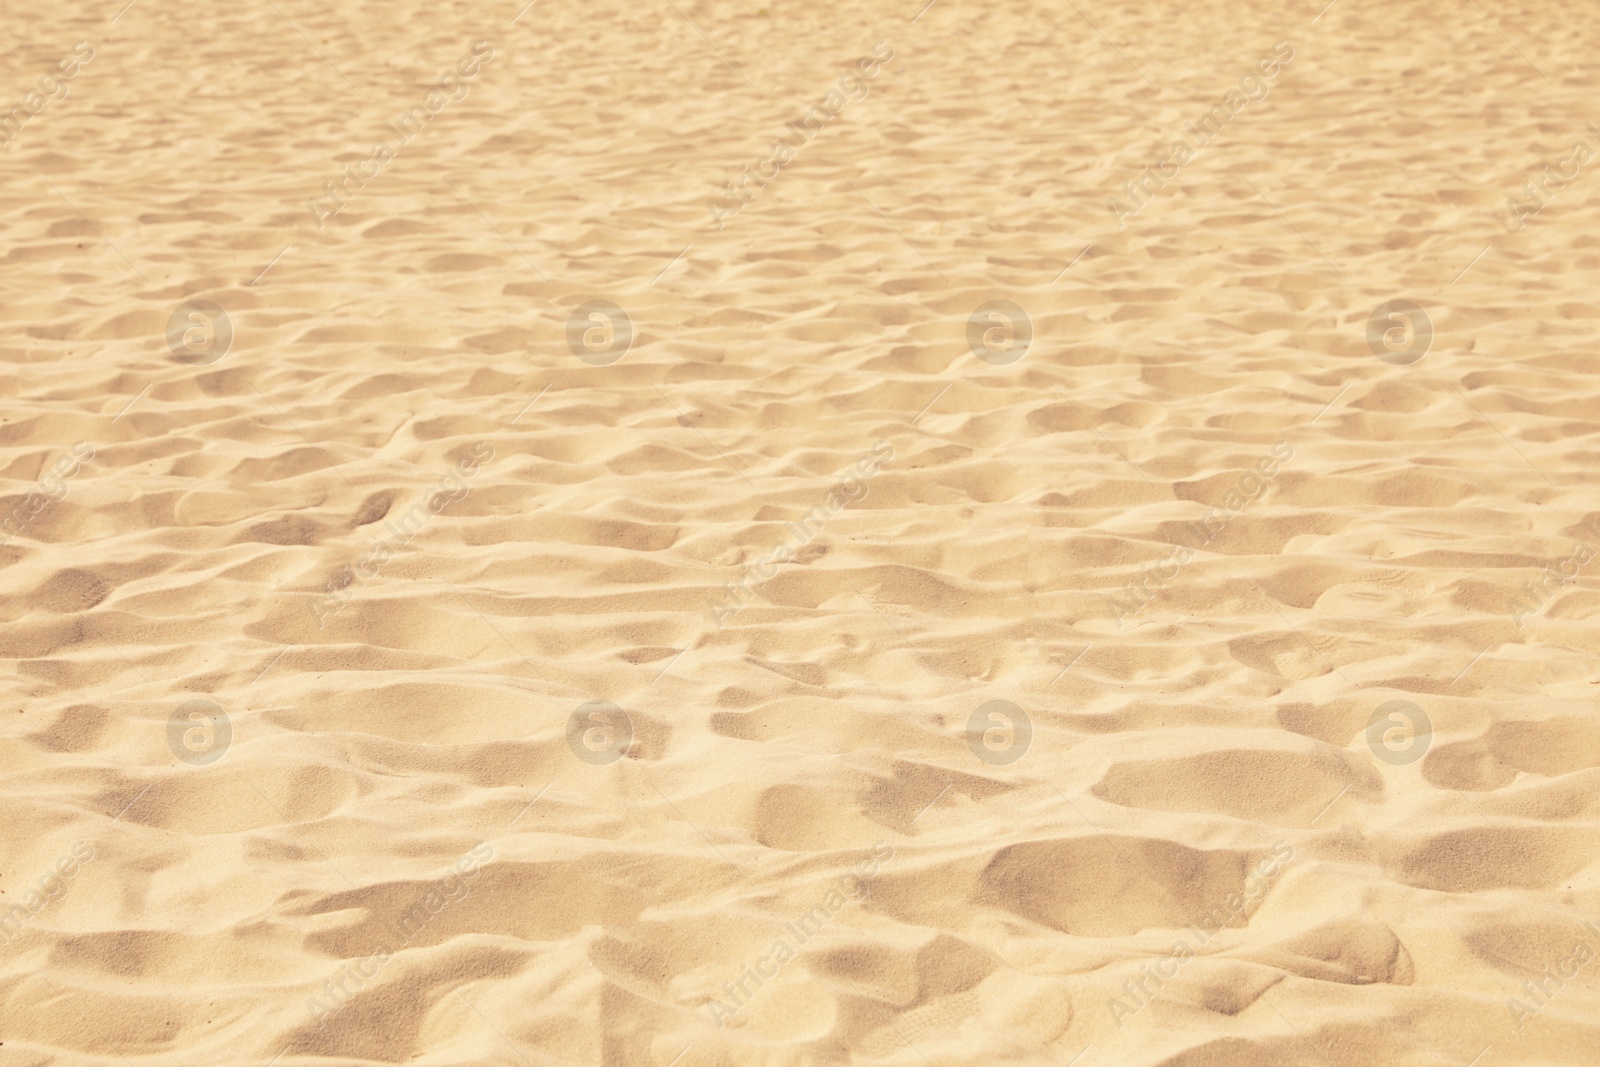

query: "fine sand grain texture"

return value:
[3, 0, 1599, 1064]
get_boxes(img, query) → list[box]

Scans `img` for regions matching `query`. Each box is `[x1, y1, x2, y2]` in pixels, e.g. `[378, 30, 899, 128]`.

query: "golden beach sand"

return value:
[2, 0, 1599, 1063]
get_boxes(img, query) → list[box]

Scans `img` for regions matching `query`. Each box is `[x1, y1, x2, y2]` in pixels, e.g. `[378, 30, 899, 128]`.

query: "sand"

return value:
[3, 0, 1599, 1064]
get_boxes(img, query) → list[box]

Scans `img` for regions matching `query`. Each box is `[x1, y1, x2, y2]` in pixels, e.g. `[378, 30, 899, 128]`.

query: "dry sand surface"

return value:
[3, 0, 1600, 1063]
